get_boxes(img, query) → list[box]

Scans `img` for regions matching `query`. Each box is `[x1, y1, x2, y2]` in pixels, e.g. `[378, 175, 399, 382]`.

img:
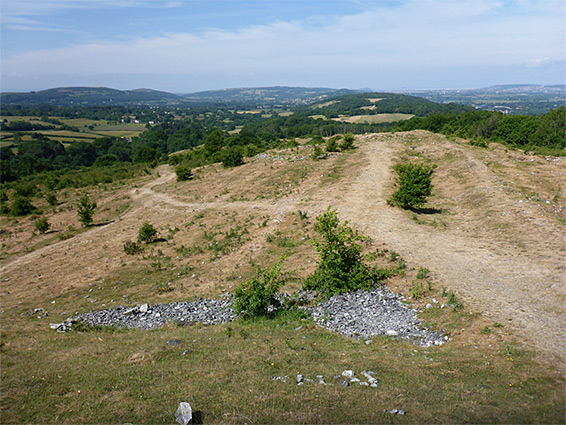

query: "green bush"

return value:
[388, 162, 436, 209]
[234, 258, 285, 318]
[34, 217, 50, 234]
[45, 193, 58, 206]
[341, 133, 355, 150]
[77, 194, 97, 226]
[325, 138, 339, 153]
[11, 197, 37, 216]
[222, 147, 244, 168]
[175, 165, 193, 181]
[138, 221, 158, 243]
[303, 207, 388, 297]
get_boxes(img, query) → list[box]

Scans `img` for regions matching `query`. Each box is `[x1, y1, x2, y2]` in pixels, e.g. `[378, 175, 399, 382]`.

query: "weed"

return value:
[389, 250, 400, 262]
[409, 280, 424, 300]
[154, 281, 173, 294]
[417, 267, 430, 279]
[481, 326, 492, 335]
[123, 240, 144, 255]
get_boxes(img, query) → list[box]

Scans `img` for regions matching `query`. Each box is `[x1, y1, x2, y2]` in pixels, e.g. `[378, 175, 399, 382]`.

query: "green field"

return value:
[0, 116, 146, 143]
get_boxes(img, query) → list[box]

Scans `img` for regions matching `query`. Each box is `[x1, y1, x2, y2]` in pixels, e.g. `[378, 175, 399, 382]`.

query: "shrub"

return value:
[303, 207, 388, 297]
[311, 145, 324, 160]
[341, 133, 355, 150]
[11, 197, 37, 216]
[77, 194, 97, 226]
[175, 165, 193, 181]
[325, 138, 338, 153]
[138, 221, 158, 243]
[234, 257, 285, 318]
[123, 240, 144, 255]
[222, 147, 244, 168]
[45, 193, 58, 206]
[388, 161, 436, 209]
[34, 217, 50, 234]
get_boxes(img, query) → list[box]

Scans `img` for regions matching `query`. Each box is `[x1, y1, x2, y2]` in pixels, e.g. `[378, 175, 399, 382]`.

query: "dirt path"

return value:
[331, 134, 565, 360]
[2, 134, 564, 363]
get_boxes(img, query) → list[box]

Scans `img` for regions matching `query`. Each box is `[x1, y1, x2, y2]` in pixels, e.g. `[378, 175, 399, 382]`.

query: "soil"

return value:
[1, 131, 564, 366]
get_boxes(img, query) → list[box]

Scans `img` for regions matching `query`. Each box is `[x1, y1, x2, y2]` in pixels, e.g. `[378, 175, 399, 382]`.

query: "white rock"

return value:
[342, 370, 355, 379]
[386, 330, 398, 336]
[139, 304, 149, 313]
[175, 402, 192, 425]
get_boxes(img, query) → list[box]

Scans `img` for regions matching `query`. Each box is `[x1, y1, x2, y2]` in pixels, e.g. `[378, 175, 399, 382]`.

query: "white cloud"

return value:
[2, 0, 564, 90]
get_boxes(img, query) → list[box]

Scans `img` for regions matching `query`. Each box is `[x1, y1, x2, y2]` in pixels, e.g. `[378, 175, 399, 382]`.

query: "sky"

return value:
[1, 0, 565, 93]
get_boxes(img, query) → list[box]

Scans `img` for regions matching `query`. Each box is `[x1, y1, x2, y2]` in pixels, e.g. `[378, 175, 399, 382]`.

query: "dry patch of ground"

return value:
[1, 131, 564, 363]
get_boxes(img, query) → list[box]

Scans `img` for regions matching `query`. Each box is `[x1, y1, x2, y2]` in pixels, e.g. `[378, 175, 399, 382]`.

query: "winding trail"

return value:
[2, 133, 564, 363]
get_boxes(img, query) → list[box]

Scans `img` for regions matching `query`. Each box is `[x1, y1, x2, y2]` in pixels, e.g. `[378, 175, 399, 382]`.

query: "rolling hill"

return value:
[0, 86, 183, 106]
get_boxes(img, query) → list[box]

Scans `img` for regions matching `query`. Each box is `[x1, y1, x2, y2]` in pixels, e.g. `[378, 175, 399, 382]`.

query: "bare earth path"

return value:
[2, 133, 564, 364]
[330, 134, 565, 361]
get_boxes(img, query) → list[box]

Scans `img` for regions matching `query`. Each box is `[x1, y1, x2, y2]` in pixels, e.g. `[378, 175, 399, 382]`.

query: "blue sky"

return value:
[1, 0, 564, 93]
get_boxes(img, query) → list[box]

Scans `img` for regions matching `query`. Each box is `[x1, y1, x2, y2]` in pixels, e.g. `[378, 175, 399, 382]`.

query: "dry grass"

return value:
[332, 113, 414, 124]
[1, 132, 565, 423]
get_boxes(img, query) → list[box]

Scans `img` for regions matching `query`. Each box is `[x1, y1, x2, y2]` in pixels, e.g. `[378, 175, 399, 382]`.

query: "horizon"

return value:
[3, 82, 566, 97]
[1, 1, 565, 93]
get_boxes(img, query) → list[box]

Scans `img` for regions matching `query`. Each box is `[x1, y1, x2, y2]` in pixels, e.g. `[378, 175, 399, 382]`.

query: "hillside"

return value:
[0, 86, 358, 107]
[0, 87, 183, 106]
[183, 86, 358, 105]
[300, 92, 473, 117]
[0, 132, 564, 423]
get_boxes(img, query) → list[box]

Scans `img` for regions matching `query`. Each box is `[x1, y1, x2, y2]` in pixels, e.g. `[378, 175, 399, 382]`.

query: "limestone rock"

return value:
[175, 402, 192, 425]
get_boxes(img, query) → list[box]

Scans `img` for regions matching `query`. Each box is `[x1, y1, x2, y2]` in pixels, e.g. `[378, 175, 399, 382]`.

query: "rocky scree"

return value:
[53, 287, 446, 346]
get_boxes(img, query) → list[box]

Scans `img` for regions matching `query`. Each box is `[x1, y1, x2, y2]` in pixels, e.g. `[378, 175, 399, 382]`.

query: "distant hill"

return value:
[182, 86, 359, 105]
[0, 86, 359, 107]
[0, 87, 183, 106]
[300, 92, 473, 117]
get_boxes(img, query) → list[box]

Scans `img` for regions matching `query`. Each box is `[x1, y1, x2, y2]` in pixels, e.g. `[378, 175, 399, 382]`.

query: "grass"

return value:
[1, 306, 563, 424]
[1, 132, 565, 423]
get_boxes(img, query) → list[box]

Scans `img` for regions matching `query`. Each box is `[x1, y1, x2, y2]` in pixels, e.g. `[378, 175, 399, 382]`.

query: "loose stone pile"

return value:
[68, 293, 236, 330]
[52, 287, 446, 347]
[308, 288, 447, 347]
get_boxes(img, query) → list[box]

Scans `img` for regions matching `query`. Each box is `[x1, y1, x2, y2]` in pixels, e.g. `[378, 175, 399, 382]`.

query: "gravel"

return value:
[307, 287, 447, 347]
[65, 287, 447, 346]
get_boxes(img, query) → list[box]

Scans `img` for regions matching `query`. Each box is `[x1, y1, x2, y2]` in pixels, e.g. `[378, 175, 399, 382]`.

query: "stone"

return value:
[296, 374, 303, 383]
[341, 370, 355, 379]
[425, 303, 433, 309]
[139, 304, 149, 313]
[337, 378, 349, 387]
[370, 383, 378, 388]
[365, 339, 373, 345]
[316, 375, 326, 385]
[386, 330, 398, 336]
[175, 402, 192, 425]
[350, 378, 360, 383]
[359, 381, 369, 386]
[167, 339, 181, 346]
